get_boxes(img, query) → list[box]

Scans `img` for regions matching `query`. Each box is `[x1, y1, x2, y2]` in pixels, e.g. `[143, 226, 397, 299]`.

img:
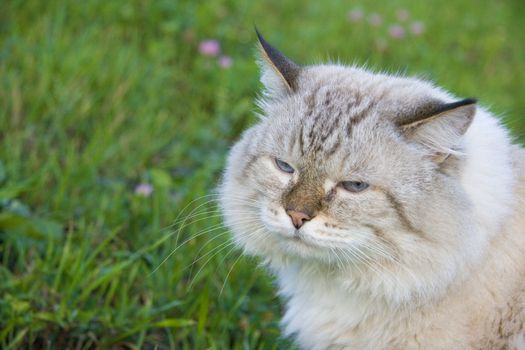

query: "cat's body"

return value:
[219, 32, 525, 349]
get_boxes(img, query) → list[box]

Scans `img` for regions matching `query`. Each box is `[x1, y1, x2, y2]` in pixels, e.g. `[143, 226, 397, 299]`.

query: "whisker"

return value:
[188, 243, 238, 290]
[187, 226, 265, 278]
[187, 226, 267, 290]
[150, 217, 262, 274]
[353, 236, 421, 289]
[162, 194, 225, 231]
[347, 237, 418, 294]
[219, 251, 244, 297]
[330, 247, 345, 271]
[190, 230, 233, 264]
[345, 244, 383, 277]
[337, 247, 365, 276]
[172, 210, 258, 247]
[166, 209, 259, 234]
[170, 216, 261, 251]
[188, 242, 235, 289]
[186, 237, 235, 276]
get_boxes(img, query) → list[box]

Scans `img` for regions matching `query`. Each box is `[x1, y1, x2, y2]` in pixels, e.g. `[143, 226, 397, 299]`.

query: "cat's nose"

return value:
[286, 209, 312, 229]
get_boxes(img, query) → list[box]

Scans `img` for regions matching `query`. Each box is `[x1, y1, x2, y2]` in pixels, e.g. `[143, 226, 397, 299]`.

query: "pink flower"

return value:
[368, 13, 383, 27]
[199, 39, 220, 57]
[347, 8, 364, 22]
[396, 9, 410, 22]
[218, 55, 233, 69]
[135, 183, 153, 197]
[411, 21, 425, 35]
[388, 24, 405, 39]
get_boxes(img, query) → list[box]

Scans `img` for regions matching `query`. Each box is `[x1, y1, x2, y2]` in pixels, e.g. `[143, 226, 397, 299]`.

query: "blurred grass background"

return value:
[1, 0, 524, 348]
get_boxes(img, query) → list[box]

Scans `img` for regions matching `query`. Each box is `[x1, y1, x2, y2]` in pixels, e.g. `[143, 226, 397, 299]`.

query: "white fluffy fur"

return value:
[220, 57, 525, 349]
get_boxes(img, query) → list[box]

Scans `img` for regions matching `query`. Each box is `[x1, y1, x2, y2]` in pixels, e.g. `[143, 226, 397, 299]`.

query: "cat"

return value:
[219, 31, 525, 350]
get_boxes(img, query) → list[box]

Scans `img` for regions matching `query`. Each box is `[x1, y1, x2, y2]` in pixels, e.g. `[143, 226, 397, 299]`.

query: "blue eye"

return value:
[341, 181, 369, 193]
[275, 158, 295, 174]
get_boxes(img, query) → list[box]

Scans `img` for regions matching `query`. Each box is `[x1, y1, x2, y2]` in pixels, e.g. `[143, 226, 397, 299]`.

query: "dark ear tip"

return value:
[253, 28, 300, 92]
[444, 98, 477, 111]
[254, 27, 271, 51]
[461, 98, 477, 106]
[254, 26, 262, 40]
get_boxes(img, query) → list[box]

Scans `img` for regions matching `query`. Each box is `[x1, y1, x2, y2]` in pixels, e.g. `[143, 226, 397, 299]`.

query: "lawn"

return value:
[1, 0, 524, 348]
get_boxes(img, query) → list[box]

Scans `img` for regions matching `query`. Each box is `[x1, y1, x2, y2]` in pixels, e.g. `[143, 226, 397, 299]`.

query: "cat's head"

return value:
[220, 32, 482, 303]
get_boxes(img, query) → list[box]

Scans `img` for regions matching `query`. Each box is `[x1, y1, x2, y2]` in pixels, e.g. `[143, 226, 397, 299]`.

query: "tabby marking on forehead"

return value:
[299, 85, 376, 159]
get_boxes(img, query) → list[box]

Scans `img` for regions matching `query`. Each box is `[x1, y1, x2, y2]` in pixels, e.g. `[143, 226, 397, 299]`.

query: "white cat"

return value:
[219, 31, 525, 349]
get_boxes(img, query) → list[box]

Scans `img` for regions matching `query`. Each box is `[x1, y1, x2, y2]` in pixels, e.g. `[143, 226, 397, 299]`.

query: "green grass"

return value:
[1, 0, 524, 348]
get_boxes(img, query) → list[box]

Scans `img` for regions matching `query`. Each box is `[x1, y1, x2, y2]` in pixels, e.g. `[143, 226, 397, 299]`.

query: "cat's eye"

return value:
[340, 181, 369, 193]
[274, 158, 295, 174]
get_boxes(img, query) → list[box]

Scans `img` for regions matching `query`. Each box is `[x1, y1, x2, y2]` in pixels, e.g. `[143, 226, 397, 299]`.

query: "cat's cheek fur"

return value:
[220, 134, 291, 262]
[460, 110, 516, 239]
[259, 202, 295, 238]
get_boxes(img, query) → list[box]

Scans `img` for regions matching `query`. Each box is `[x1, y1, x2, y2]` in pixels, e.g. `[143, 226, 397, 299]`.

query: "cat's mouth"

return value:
[290, 230, 313, 244]
[276, 228, 327, 251]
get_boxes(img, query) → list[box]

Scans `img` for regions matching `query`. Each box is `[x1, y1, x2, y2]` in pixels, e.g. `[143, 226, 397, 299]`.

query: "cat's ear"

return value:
[399, 98, 477, 160]
[256, 29, 301, 98]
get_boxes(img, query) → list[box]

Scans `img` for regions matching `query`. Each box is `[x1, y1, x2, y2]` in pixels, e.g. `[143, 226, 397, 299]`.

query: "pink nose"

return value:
[286, 209, 312, 229]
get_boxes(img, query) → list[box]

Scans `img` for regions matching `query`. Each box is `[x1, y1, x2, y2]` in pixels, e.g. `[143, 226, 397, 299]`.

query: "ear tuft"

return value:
[255, 29, 301, 98]
[399, 98, 477, 158]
